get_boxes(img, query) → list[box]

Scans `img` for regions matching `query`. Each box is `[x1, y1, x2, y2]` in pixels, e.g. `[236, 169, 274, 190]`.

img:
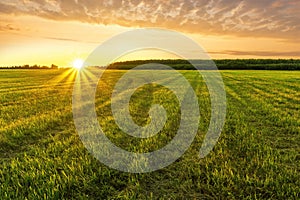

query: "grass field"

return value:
[0, 69, 299, 199]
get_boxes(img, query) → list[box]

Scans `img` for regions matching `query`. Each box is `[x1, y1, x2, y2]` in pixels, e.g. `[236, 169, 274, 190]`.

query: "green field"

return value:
[0, 69, 299, 199]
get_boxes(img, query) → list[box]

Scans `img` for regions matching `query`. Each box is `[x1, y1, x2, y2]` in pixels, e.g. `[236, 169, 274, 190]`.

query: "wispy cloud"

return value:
[42, 36, 98, 43]
[210, 50, 300, 57]
[0, 0, 299, 40]
[0, 23, 20, 32]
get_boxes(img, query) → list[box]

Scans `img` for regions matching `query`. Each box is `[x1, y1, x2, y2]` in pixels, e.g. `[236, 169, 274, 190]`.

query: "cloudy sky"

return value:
[0, 0, 299, 67]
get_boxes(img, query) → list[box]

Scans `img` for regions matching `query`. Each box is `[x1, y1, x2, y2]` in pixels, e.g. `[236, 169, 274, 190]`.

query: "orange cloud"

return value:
[0, 0, 299, 40]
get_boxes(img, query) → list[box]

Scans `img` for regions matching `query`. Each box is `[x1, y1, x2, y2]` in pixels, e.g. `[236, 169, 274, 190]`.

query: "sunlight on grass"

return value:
[47, 68, 76, 85]
[0, 70, 299, 199]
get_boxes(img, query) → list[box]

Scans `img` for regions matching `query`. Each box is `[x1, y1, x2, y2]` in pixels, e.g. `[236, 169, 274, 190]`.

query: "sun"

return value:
[72, 59, 85, 70]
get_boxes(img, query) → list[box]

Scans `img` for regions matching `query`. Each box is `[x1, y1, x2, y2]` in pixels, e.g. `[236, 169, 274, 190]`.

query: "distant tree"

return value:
[51, 64, 58, 69]
[32, 64, 39, 69]
[23, 64, 30, 69]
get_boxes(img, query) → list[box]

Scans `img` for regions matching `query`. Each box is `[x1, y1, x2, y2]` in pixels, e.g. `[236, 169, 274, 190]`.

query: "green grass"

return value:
[0, 69, 299, 199]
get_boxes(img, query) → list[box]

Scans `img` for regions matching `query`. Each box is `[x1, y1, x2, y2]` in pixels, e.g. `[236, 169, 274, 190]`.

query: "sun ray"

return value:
[47, 68, 74, 85]
[46, 68, 77, 94]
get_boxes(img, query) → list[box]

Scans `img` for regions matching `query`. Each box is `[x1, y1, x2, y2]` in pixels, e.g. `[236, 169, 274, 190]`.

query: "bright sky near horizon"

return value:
[0, 0, 299, 67]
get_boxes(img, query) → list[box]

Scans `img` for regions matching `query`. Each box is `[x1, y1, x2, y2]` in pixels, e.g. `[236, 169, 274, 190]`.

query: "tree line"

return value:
[108, 59, 300, 70]
[0, 64, 59, 69]
[2, 59, 300, 70]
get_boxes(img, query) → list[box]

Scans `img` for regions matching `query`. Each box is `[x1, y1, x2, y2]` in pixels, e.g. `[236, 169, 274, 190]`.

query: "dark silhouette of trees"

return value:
[108, 59, 300, 70]
[0, 64, 60, 69]
[1, 59, 300, 70]
[51, 64, 58, 69]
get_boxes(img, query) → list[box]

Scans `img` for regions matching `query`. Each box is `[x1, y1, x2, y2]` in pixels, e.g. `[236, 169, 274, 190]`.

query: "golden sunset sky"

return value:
[0, 0, 299, 67]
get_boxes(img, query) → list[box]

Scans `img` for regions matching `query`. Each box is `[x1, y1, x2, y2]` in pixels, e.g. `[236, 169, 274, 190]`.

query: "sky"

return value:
[0, 0, 299, 67]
